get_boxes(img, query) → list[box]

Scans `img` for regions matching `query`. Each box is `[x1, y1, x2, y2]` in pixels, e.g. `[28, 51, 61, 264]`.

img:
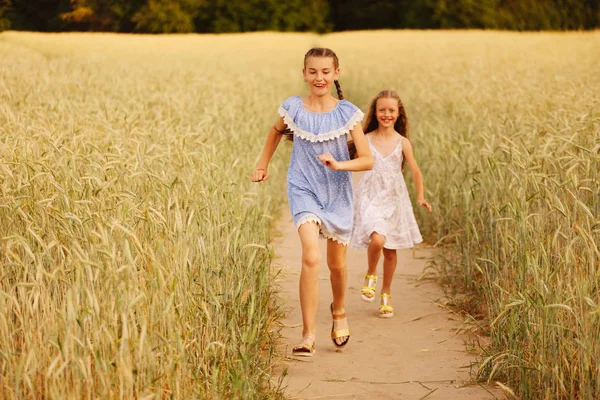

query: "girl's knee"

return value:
[302, 250, 321, 269]
[383, 248, 397, 261]
[327, 259, 346, 273]
[370, 233, 386, 249]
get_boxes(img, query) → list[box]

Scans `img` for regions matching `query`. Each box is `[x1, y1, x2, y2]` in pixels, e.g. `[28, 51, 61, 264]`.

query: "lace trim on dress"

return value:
[320, 228, 350, 246]
[297, 214, 322, 228]
[296, 214, 349, 245]
[278, 106, 364, 143]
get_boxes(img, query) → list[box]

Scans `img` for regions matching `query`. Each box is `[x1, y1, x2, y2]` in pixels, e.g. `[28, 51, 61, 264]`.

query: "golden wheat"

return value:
[0, 30, 598, 399]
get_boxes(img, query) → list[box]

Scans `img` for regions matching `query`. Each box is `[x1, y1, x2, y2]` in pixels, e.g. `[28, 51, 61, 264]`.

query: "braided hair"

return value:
[334, 80, 344, 100]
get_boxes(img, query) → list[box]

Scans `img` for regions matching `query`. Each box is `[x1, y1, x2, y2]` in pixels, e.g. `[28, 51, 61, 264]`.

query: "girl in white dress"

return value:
[350, 90, 432, 318]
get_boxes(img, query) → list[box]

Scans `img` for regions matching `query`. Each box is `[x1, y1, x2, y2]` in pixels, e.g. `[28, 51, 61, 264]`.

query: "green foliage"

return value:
[8, 0, 71, 31]
[0, 0, 10, 31]
[329, 0, 407, 30]
[397, 0, 499, 28]
[195, 0, 331, 33]
[330, 0, 600, 30]
[60, 0, 144, 31]
[494, 0, 600, 30]
[1, 1, 600, 39]
[431, 0, 500, 28]
[133, 0, 202, 33]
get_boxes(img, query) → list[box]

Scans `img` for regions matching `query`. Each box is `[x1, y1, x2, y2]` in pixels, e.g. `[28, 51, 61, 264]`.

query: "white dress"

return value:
[350, 136, 423, 250]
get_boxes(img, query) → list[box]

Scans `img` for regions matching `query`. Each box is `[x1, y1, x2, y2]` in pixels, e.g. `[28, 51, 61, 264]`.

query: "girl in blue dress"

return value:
[251, 48, 373, 356]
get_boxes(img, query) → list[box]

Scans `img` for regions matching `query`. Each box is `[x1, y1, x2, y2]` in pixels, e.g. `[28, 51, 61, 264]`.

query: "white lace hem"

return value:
[350, 228, 422, 250]
[296, 214, 349, 246]
[320, 228, 349, 246]
[278, 107, 364, 143]
[297, 214, 322, 228]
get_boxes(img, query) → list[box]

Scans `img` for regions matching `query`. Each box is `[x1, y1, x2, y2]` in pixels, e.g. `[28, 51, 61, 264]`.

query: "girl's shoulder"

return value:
[277, 96, 364, 142]
[280, 95, 302, 109]
[279, 96, 360, 114]
[400, 136, 413, 152]
[339, 99, 359, 108]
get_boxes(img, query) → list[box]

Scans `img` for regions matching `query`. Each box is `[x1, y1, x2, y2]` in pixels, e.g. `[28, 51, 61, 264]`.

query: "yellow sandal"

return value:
[361, 274, 377, 302]
[379, 293, 394, 318]
[330, 303, 350, 348]
[292, 336, 316, 357]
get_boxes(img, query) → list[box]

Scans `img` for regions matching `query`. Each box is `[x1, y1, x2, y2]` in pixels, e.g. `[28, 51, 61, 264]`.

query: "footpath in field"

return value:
[273, 209, 504, 399]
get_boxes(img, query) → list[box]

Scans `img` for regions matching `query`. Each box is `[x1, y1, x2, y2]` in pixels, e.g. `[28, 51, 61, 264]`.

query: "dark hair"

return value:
[282, 48, 344, 141]
[348, 90, 409, 168]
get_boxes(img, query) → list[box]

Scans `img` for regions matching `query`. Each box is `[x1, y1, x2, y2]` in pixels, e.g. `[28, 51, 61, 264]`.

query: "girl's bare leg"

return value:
[363, 232, 386, 300]
[381, 248, 397, 294]
[367, 232, 386, 275]
[327, 239, 349, 346]
[380, 248, 397, 317]
[297, 222, 321, 342]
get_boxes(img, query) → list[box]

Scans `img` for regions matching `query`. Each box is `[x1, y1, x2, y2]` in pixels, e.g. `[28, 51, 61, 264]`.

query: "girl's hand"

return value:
[251, 168, 269, 182]
[417, 199, 432, 213]
[317, 152, 339, 170]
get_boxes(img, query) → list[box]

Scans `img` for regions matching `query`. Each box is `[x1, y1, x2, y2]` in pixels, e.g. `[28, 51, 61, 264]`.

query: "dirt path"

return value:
[272, 192, 503, 399]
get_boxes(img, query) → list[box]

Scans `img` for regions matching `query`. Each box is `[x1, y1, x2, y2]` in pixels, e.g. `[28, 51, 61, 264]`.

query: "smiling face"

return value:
[375, 97, 400, 129]
[302, 56, 339, 97]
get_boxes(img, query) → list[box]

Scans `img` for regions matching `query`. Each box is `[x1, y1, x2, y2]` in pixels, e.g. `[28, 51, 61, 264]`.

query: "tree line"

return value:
[1, 0, 599, 33]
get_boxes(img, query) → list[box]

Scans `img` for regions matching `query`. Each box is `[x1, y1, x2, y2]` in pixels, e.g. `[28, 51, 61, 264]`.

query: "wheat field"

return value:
[0, 30, 599, 399]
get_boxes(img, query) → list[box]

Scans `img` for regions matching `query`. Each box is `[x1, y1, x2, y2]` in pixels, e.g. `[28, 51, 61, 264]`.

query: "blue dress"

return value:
[278, 96, 364, 245]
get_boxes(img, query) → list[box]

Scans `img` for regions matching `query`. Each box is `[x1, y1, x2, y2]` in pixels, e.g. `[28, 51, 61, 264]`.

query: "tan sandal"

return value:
[330, 303, 350, 348]
[361, 274, 377, 302]
[292, 336, 316, 357]
[379, 293, 394, 318]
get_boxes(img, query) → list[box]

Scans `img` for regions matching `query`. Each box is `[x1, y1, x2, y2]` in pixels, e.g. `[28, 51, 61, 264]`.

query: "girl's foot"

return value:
[330, 303, 350, 348]
[361, 274, 377, 302]
[292, 334, 316, 357]
[379, 293, 394, 318]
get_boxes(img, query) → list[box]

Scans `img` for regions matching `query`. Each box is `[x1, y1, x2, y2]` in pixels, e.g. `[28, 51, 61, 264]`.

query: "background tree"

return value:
[0, 0, 598, 33]
[0, 0, 11, 31]
[329, 0, 408, 30]
[428, 0, 499, 28]
[494, 0, 600, 29]
[8, 0, 70, 31]
[195, 0, 330, 33]
[132, 0, 202, 33]
[59, 0, 144, 31]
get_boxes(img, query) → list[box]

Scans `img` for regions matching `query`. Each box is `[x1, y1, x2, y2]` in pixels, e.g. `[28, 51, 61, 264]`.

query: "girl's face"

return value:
[375, 97, 399, 129]
[303, 56, 339, 97]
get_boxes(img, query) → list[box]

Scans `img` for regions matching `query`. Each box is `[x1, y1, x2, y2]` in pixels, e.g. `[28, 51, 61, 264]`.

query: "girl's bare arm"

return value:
[317, 123, 374, 171]
[402, 138, 432, 212]
[251, 117, 285, 182]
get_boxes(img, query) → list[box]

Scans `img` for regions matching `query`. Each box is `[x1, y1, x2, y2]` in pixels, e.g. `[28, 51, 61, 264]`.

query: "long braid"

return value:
[333, 79, 359, 157]
[334, 80, 344, 100]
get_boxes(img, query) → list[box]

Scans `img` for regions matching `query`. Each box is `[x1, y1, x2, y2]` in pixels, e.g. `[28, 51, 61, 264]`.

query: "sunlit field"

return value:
[0, 30, 599, 399]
